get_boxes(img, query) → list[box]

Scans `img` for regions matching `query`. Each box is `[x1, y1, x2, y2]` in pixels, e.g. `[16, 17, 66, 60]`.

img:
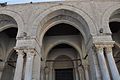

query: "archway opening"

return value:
[109, 9, 120, 73]
[40, 9, 91, 80]
[46, 43, 81, 80]
[42, 22, 85, 80]
[0, 14, 18, 80]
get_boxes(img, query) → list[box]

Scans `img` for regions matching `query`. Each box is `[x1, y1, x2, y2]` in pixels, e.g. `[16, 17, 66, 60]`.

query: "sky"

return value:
[0, 0, 62, 4]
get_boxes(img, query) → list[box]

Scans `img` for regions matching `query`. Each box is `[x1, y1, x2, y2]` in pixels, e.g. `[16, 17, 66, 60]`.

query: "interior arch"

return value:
[0, 14, 18, 80]
[45, 43, 82, 80]
[42, 22, 86, 80]
[38, 9, 91, 45]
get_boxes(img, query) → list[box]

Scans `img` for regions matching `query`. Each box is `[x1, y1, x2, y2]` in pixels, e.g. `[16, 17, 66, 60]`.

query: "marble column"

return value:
[84, 65, 89, 80]
[14, 50, 24, 80]
[45, 66, 49, 80]
[78, 66, 85, 80]
[24, 49, 35, 80]
[95, 45, 111, 80]
[105, 45, 120, 80]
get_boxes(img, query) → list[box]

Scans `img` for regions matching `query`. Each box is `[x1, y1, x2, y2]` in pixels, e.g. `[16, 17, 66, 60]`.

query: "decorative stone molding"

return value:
[94, 41, 115, 49]
[15, 38, 41, 55]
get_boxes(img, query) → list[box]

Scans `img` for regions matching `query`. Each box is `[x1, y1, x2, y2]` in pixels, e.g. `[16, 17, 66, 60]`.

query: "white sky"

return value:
[0, 0, 62, 4]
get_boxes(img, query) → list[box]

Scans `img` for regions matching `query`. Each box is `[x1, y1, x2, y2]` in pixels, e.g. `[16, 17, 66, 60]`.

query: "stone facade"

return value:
[0, 0, 120, 80]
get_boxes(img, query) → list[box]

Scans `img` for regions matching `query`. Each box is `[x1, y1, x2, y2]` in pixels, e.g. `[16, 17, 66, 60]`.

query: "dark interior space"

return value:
[109, 22, 120, 33]
[0, 28, 18, 38]
[45, 23, 80, 36]
[51, 44, 73, 49]
[55, 68, 73, 80]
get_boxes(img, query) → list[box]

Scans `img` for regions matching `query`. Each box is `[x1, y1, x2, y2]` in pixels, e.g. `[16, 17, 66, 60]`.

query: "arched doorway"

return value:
[42, 22, 87, 80]
[0, 14, 18, 80]
[39, 9, 92, 80]
[46, 44, 81, 80]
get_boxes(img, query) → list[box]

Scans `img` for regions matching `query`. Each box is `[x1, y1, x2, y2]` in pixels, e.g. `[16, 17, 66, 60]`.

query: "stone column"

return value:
[105, 45, 120, 80]
[24, 49, 36, 80]
[0, 63, 5, 79]
[14, 50, 24, 80]
[95, 45, 111, 80]
[84, 65, 89, 80]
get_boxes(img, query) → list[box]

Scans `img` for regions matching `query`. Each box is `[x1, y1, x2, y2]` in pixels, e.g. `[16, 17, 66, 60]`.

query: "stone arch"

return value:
[0, 24, 17, 32]
[30, 5, 97, 42]
[40, 19, 86, 45]
[53, 55, 74, 70]
[46, 41, 82, 61]
[45, 43, 82, 80]
[0, 9, 24, 37]
[102, 3, 120, 34]
[5, 49, 16, 62]
[1, 49, 17, 80]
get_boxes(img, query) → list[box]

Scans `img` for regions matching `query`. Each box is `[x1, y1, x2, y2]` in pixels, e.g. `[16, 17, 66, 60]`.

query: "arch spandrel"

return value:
[30, 5, 97, 42]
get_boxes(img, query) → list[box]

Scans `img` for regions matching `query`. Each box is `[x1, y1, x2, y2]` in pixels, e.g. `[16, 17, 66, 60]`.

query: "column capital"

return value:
[105, 46, 113, 54]
[24, 48, 36, 57]
[95, 44, 104, 48]
[16, 49, 24, 55]
[94, 44, 104, 53]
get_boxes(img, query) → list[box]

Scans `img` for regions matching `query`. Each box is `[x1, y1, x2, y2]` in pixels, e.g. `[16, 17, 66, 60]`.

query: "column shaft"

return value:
[105, 47, 120, 80]
[24, 50, 35, 80]
[84, 66, 89, 80]
[96, 46, 111, 80]
[14, 50, 24, 80]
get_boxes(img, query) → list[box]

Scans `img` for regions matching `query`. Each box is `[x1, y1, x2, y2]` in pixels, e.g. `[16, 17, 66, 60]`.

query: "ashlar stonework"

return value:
[0, 0, 120, 80]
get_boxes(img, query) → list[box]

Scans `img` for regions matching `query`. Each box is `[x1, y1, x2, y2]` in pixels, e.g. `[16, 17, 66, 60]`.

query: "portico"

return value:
[0, 1, 120, 80]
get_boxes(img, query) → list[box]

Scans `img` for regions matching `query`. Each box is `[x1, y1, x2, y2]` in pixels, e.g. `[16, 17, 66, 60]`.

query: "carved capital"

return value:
[95, 44, 104, 53]
[24, 48, 36, 58]
[16, 49, 24, 55]
[105, 45, 113, 54]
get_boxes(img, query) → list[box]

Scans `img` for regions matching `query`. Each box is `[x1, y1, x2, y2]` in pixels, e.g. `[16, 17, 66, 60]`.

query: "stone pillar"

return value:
[74, 68, 79, 80]
[13, 50, 24, 80]
[0, 63, 5, 80]
[95, 45, 111, 80]
[45, 66, 49, 80]
[88, 48, 101, 80]
[84, 65, 89, 80]
[24, 49, 36, 80]
[105, 45, 120, 80]
[49, 66, 53, 80]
